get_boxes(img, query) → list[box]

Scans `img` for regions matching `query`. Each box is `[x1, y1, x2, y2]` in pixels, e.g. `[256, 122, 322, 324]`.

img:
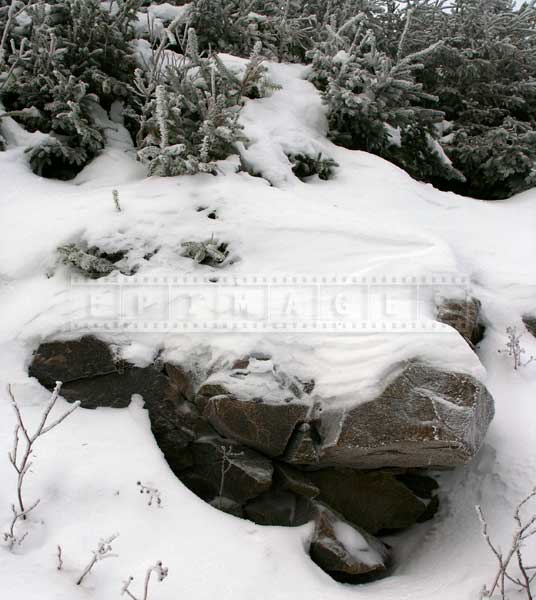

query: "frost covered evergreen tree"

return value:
[188, 0, 315, 61]
[0, 0, 140, 178]
[308, 11, 464, 185]
[395, 0, 536, 198]
[131, 29, 247, 176]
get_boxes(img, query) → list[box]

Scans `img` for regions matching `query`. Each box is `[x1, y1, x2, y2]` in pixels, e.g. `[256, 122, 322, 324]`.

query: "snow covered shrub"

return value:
[498, 326, 535, 371]
[181, 236, 228, 266]
[212, 41, 280, 100]
[131, 29, 246, 176]
[288, 152, 338, 181]
[57, 244, 132, 278]
[0, 0, 139, 178]
[308, 17, 463, 186]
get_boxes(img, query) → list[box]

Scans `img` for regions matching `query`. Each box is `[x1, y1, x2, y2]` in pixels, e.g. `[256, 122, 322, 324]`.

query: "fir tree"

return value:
[132, 29, 247, 177]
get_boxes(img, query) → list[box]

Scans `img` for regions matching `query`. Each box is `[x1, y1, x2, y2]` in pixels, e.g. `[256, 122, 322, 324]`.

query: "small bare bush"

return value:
[477, 487, 536, 599]
[3, 382, 79, 549]
[498, 326, 535, 370]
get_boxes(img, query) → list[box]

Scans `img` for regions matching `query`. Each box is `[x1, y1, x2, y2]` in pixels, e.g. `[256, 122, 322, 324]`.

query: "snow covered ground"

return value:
[0, 60, 535, 599]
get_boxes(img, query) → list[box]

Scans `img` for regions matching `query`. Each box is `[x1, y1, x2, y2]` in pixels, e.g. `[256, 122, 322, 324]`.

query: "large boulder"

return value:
[309, 505, 390, 583]
[317, 362, 494, 469]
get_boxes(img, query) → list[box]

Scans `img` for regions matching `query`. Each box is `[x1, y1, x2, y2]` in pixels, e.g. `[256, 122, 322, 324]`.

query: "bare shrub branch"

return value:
[76, 534, 119, 586]
[3, 382, 79, 548]
[477, 487, 536, 599]
[121, 561, 169, 600]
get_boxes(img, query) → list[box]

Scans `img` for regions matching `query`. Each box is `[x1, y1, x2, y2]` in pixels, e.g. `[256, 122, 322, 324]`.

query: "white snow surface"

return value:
[0, 59, 535, 599]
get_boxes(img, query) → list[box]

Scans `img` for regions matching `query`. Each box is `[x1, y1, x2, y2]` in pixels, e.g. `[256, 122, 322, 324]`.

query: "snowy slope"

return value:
[0, 60, 535, 600]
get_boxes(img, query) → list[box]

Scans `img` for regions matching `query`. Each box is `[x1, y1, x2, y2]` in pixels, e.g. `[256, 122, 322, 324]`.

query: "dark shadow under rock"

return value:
[244, 490, 313, 527]
[273, 463, 320, 499]
[308, 469, 427, 535]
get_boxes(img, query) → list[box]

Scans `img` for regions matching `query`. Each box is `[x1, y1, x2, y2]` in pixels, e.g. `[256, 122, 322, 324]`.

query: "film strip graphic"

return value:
[65, 272, 471, 334]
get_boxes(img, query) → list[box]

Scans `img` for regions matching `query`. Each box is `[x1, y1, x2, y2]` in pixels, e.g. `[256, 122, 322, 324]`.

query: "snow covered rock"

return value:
[436, 297, 484, 348]
[318, 362, 494, 469]
[28, 336, 117, 387]
[309, 505, 390, 584]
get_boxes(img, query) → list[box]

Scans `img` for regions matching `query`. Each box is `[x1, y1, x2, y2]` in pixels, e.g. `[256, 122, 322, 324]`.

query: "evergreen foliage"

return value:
[1, 0, 536, 197]
[406, 0, 536, 198]
[188, 0, 315, 62]
[181, 236, 229, 265]
[130, 29, 274, 177]
[288, 152, 339, 181]
[308, 13, 464, 186]
[0, 0, 139, 178]
[58, 244, 120, 278]
[306, 0, 536, 199]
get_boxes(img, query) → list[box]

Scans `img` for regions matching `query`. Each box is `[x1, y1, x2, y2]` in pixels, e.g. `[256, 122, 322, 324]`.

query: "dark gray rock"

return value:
[273, 463, 320, 498]
[317, 362, 494, 469]
[308, 469, 426, 534]
[198, 374, 309, 457]
[436, 297, 484, 347]
[59, 365, 167, 409]
[309, 504, 389, 583]
[523, 314, 536, 338]
[29, 336, 117, 386]
[181, 437, 273, 504]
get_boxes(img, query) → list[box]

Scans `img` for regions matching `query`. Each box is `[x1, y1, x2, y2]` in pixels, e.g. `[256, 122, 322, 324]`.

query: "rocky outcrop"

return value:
[436, 297, 484, 348]
[28, 336, 494, 584]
